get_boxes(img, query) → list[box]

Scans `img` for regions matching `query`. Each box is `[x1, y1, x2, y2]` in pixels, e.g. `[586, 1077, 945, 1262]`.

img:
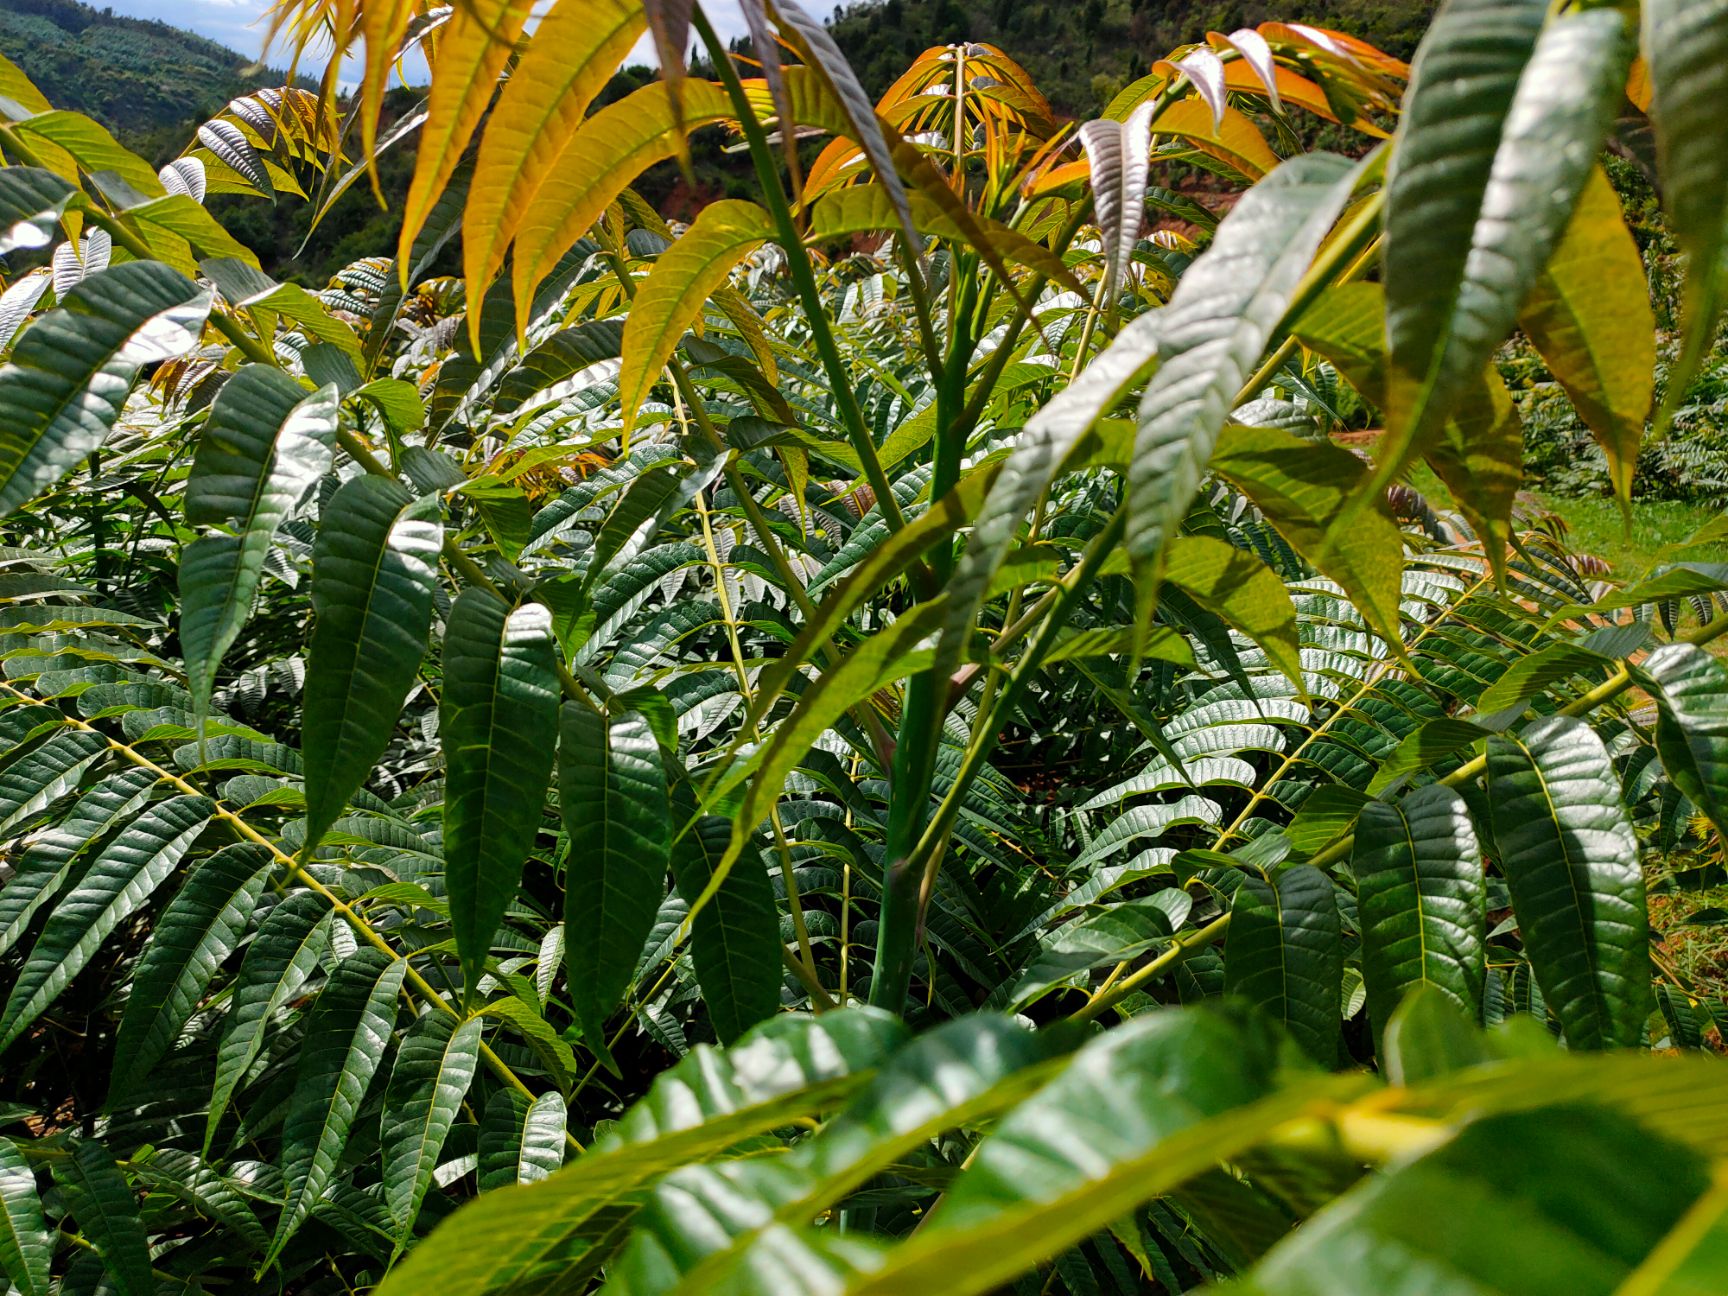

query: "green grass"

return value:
[1529, 491, 1727, 577]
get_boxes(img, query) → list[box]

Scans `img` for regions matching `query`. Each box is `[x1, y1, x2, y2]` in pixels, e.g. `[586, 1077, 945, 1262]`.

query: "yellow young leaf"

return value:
[463, 0, 647, 319]
[618, 199, 775, 444]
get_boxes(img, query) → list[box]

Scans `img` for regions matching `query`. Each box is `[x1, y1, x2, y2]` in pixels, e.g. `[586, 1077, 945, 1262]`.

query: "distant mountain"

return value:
[0, 0, 260, 136]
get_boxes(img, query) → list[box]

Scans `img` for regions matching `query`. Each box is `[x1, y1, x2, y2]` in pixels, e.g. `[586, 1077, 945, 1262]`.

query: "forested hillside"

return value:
[0, 0, 257, 134]
[830, 0, 1437, 112]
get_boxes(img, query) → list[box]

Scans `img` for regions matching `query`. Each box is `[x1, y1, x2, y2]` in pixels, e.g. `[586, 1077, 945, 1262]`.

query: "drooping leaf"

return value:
[400, 0, 537, 306]
[302, 476, 441, 856]
[264, 947, 406, 1266]
[108, 842, 271, 1102]
[618, 199, 774, 442]
[1124, 152, 1359, 610]
[1079, 104, 1154, 295]
[1379, 0, 1632, 485]
[442, 589, 560, 995]
[54, 1142, 152, 1296]
[206, 889, 330, 1150]
[181, 369, 337, 719]
[561, 706, 671, 1072]
[1633, 643, 1728, 840]
[1516, 167, 1655, 508]
[0, 261, 211, 517]
[1160, 535, 1301, 688]
[381, 1012, 484, 1242]
[1486, 716, 1649, 1050]
[1209, 423, 1406, 651]
[1644, 0, 1728, 429]
[0, 1138, 50, 1296]
[509, 80, 732, 334]
[668, 794, 781, 1044]
[0, 793, 214, 1051]
[1225, 864, 1344, 1065]
[1353, 786, 1487, 1046]
[461, 0, 646, 302]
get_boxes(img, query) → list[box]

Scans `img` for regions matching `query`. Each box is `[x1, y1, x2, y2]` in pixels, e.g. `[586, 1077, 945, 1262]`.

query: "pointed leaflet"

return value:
[1644, 0, 1728, 429]
[55, 1142, 152, 1296]
[561, 705, 670, 1071]
[463, 0, 646, 302]
[182, 368, 337, 718]
[0, 1138, 49, 1296]
[1208, 424, 1405, 649]
[509, 80, 732, 332]
[1517, 167, 1654, 508]
[1078, 103, 1154, 296]
[302, 476, 441, 856]
[618, 200, 774, 442]
[1634, 644, 1728, 840]
[381, 1012, 483, 1239]
[109, 843, 272, 1103]
[399, 0, 536, 292]
[0, 794, 214, 1051]
[1353, 785, 1487, 1045]
[1486, 716, 1649, 1050]
[0, 261, 210, 517]
[643, 0, 695, 150]
[477, 1089, 565, 1191]
[376, 1010, 907, 1296]
[1378, 0, 1632, 488]
[264, 947, 406, 1267]
[0, 728, 106, 838]
[1225, 865, 1343, 1066]
[669, 794, 780, 1044]
[0, 768, 156, 960]
[1124, 152, 1359, 599]
[206, 890, 331, 1150]
[442, 589, 560, 996]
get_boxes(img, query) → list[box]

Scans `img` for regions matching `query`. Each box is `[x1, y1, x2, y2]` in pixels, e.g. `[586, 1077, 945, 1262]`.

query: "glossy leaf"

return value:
[1225, 864, 1343, 1065]
[1634, 643, 1728, 840]
[377, 1009, 908, 1296]
[302, 476, 441, 856]
[442, 589, 560, 995]
[0, 261, 210, 517]
[0, 1137, 49, 1296]
[1486, 716, 1649, 1050]
[54, 1142, 151, 1296]
[264, 947, 406, 1266]
[1125, 152, 1359, 604]
[1380, 0, 1631, 485]
[669, 795, 781, 1044]
[109, 842, 271, 1102]
[206, 889, 330, 1150]
[561, 705, 671, 1071]
[0, 793, 214, 1051]
[1353, 786, 1487, 1045]
[382, 1013, 484, 1240]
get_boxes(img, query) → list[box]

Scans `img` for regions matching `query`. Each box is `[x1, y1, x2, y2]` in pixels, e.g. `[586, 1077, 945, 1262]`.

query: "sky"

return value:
[95, 0, 766, 87]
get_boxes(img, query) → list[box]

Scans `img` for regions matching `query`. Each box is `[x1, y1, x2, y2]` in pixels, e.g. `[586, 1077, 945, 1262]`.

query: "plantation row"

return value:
[1, 0, 1727, 1292]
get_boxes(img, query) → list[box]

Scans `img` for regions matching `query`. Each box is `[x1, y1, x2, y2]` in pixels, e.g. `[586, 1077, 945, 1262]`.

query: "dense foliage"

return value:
[2, 0, 1728, 1293]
